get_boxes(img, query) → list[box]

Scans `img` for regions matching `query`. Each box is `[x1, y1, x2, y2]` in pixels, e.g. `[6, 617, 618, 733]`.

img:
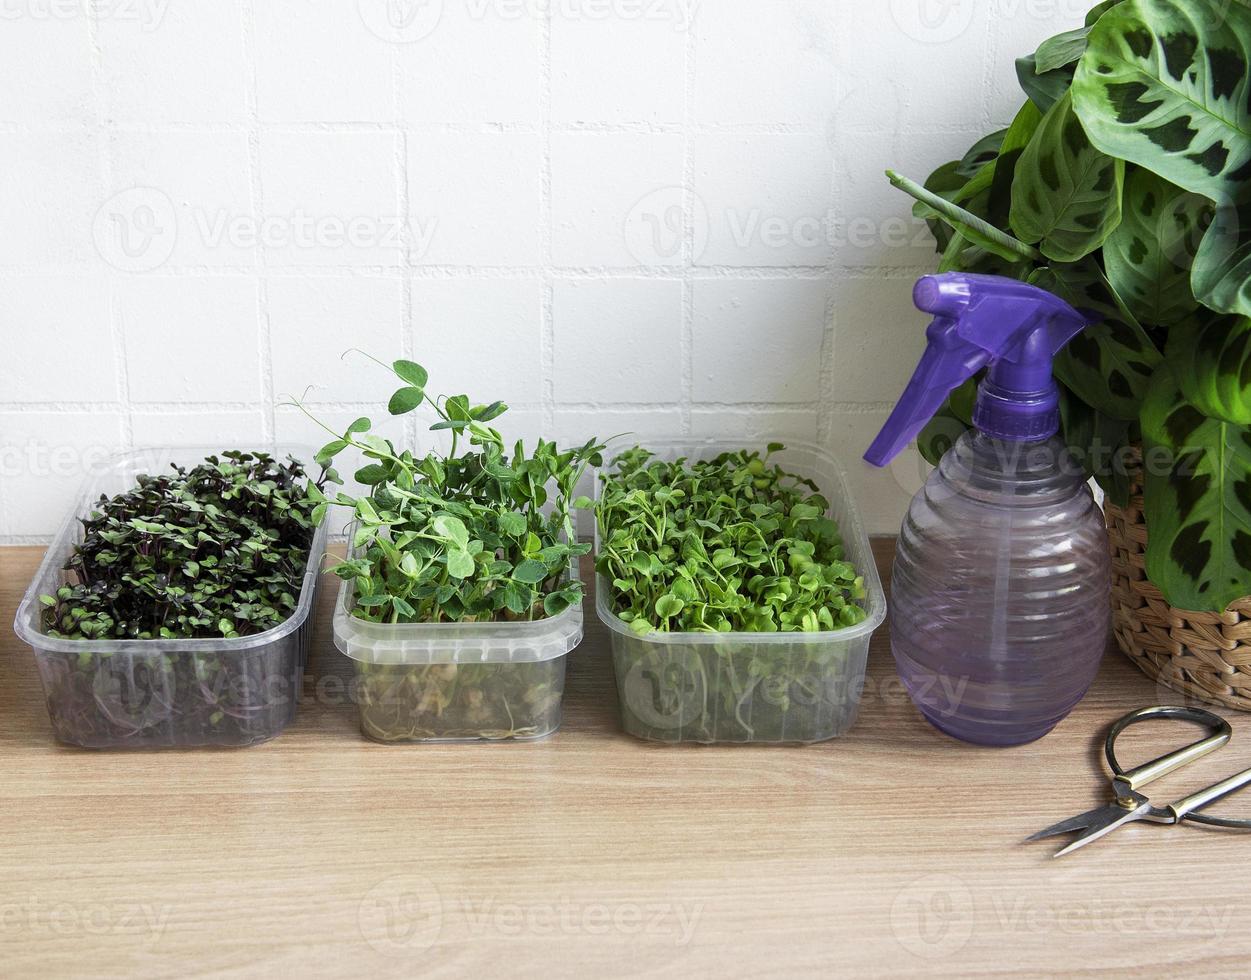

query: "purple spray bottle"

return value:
[865, 272, 1111, 746]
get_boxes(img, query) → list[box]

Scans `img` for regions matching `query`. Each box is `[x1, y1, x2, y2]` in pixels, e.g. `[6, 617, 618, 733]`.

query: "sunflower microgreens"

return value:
[592, 445, 868, 635]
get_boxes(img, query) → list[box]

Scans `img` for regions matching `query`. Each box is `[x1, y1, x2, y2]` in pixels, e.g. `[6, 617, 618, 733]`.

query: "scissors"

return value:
[1029, 706, 1251, 857]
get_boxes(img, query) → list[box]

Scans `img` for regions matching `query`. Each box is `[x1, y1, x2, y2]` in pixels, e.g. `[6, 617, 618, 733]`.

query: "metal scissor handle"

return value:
[1104, 705, 1251, 828]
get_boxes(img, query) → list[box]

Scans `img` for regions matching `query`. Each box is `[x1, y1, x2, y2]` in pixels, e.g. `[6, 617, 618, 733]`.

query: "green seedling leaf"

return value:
[512, 559, 548, 585]
[654, 595, 685, 620]
[445, 548, 475, 579]
[431, 513, 469, 548]
[316, 439, 348, 466]
[393, 360, 428, 389]
[355, 464, 389, 486]
[388, 386, 424, 416]
[497, 511, 527, 536]
[358, 434, 392, 458]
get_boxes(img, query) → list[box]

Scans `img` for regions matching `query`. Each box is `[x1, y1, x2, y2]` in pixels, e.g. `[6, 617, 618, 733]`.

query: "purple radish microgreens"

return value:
[42, 451, 320, 641]
[37, 451, 323, 744]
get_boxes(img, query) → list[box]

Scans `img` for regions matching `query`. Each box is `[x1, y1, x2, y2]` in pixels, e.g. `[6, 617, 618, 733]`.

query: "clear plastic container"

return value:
[594, 441, 886, 745]
[13, 447, 327, 749]
[332, 535, 584, 743]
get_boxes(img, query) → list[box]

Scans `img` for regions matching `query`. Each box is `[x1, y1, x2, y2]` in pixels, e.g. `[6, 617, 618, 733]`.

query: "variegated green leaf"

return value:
[1087, 1, 1125, 27]
[1030, 264, 1161, 419]
[1072, 0, 1251, 204]
[1036, 26, 1093, 73]
[1059, 385, 1134, 507]
[1013, 3, 1124, 111]
[1166, 310, 1251, 422]
[1015, 55, 1075, 114]
[1142, 364, 1251, 611]
[1193, 197, 1251, 316]
[988, 100, 1044, 227]
[917, 406, 969, 467]
[956, 129, 1007, 178]
[1010, 91, 1125, 262]
[1104, 168, 1211, 326]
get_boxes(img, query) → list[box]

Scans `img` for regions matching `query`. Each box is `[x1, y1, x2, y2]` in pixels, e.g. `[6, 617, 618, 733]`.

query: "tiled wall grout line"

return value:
[241, 0, 274, 444]
[1, 265, 869, 280]
[0, 120, 995, 138]
[978, 10, 1002, 131]
[89, 0, 134, 456]
[677, 4, 697, 439]
[0, 399, 898, 413]
[394, 42, 419, 456]
[538, 7, 556, 431]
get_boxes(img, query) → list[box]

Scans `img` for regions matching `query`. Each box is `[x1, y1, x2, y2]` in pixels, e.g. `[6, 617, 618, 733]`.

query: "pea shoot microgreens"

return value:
[592, 445, 868, 635]
[291, 352, 605, 624]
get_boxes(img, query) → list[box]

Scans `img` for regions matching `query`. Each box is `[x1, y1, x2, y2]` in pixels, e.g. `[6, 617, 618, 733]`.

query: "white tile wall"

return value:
[117, 276, 263, 403]
[553, 278, 684, 403]
[552, 132, 686, 268]
[1, 0, 1086, 540]
[409, 133, 542, 266]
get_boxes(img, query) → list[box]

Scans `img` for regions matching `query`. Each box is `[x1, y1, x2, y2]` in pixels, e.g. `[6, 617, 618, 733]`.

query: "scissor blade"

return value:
[1050, 802, 1153, 858]
[1026, 804, 1118, 842]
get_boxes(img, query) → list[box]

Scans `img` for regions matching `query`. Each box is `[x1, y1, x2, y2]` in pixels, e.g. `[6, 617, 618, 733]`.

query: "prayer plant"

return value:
[889, 0, 1251, 612]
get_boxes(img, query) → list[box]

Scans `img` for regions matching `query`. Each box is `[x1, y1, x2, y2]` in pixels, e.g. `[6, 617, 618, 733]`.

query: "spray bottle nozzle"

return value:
[864, 273, 1090, 468]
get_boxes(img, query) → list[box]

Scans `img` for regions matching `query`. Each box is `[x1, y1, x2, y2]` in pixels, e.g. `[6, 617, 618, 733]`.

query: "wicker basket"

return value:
[1105, 464, 1251, 711]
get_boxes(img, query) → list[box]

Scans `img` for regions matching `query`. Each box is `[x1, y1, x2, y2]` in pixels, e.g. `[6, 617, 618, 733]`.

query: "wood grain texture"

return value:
[2, 540, 1251, 979]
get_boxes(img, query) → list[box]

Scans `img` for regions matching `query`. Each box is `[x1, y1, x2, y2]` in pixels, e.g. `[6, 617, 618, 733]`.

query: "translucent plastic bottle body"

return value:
[890, 432, 1110, 746]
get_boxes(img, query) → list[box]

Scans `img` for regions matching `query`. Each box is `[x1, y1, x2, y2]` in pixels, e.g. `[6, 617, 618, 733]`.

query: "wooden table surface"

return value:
[3, 540, 1251, 978]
